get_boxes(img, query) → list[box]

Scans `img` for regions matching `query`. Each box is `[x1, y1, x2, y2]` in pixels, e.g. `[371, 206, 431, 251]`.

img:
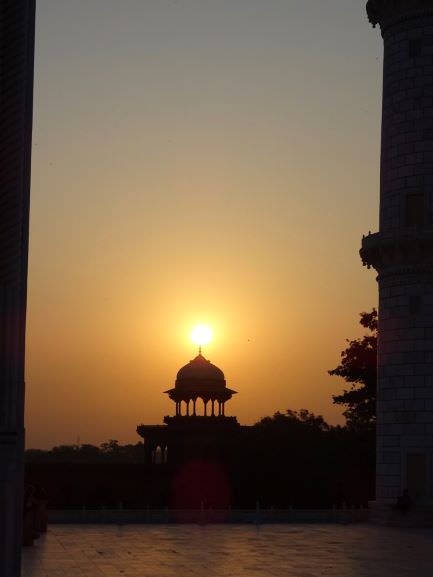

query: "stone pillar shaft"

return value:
[0, 2, 35, 574]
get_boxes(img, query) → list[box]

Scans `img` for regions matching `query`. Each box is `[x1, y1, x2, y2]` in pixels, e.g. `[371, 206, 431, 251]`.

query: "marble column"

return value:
[0, 2, 35, 575]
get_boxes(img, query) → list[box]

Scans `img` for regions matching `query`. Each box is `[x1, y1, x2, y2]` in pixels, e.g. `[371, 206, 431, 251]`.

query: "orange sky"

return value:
[26, 0, 382, 448]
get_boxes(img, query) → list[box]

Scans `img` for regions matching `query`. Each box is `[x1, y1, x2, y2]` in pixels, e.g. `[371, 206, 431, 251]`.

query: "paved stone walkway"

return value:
[22, 524, 433, 577]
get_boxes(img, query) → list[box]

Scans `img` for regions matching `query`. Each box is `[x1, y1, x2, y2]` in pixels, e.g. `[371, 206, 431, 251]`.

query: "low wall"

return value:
[48, 507, 369, 524]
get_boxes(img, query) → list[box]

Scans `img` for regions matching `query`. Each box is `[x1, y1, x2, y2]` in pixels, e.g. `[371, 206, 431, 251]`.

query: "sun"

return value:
[191, 325, 213, 348]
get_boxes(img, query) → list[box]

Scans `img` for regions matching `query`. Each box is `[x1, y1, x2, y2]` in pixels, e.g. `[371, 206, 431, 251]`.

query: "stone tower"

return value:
[361, 0, 433, 513]
[0, 1, 35, 574]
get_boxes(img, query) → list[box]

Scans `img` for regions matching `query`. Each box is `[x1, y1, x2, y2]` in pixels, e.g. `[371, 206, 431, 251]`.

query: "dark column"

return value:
[0, 2, 35, 575]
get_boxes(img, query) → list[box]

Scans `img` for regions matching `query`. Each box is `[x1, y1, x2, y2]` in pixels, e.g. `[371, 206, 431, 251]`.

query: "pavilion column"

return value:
[186, 400, 190, 416]
[0, 3, 35, 576]
[211, 399, 215, 416]
[204, 400, 208, 416]
[222, 402, 225, 416]
[193, 399, 196, 416]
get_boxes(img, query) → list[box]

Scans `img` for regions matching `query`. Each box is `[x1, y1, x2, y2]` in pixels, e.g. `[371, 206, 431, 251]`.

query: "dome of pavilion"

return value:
[164, 352, 237, 418]
[175, 353, 226, 389]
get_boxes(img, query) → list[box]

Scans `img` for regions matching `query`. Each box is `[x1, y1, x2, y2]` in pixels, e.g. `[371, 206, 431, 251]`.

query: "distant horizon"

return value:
[26, 0, 381, 448]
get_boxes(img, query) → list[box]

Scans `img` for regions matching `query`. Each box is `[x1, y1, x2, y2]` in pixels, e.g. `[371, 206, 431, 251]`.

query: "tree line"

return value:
[27, 308, 377, 464]
[25, 310, 377, 507]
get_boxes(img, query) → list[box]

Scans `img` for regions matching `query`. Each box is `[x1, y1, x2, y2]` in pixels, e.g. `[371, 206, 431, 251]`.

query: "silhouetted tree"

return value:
[100, 439, 120, 455]
[256, 409, 329, 431]
[78, 444, 101, 459]
[329, 309, 377, 431]
[241, 409, 336, 507]
[51, 444, 79, 457]
[25, 441, 144, 463]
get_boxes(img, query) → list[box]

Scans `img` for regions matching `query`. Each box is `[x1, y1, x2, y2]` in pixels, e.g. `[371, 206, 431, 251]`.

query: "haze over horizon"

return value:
[27, 0, 382, 449]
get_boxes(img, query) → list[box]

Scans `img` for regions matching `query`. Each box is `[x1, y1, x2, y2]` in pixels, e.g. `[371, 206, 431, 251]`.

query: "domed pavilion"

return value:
[137, 350, 241, 468]
[164, 353, 237, 418]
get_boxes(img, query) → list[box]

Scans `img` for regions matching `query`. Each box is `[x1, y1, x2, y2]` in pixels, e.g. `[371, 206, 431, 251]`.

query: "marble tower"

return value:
[361, 0, 433, 513]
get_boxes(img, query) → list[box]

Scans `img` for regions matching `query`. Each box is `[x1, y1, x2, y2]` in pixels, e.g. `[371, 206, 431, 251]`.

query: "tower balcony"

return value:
[360, 230, 433, 273]
[367, 0, 433, 31]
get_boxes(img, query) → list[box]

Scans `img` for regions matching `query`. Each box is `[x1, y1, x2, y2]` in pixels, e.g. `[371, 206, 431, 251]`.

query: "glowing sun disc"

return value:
[191, 325, 213, 346]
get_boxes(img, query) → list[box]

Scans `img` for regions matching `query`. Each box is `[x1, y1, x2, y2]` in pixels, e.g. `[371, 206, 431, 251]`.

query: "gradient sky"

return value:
[26, 0, 383, 448]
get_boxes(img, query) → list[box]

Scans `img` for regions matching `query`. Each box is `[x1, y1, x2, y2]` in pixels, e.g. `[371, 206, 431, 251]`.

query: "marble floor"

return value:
[22, 524, 433, 577]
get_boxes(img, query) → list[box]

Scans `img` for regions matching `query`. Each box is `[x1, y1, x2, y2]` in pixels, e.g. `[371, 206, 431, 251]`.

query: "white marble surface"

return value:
[22, 524, 433, 577]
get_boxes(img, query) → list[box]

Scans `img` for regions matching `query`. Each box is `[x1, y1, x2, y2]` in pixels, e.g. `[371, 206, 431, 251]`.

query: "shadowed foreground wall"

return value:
[0, 1, 35, 575]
